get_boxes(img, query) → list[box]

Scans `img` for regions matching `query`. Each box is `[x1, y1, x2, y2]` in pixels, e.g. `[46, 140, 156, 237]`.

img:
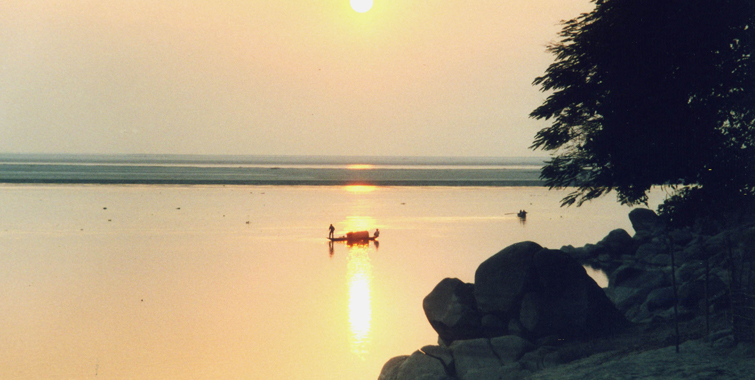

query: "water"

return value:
[0, 156, 665, 379]
[0, 154, 543, 186]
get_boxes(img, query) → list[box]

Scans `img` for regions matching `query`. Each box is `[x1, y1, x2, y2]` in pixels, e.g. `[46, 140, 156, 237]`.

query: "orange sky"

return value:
[1, 0, 593, 157]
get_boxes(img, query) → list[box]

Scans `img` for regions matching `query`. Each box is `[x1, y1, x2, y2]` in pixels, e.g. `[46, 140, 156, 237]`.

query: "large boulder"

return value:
[596, 228, 634, 257]
[605, 266, 671, 314]
[423, 278, 482, 343]
[643, 286, 676, 312]
[474, 243, 626, 340]
[628, 208, 664, 235]
[378, 356, 409, 380]
[474, 241, 543, 317]
[393, 348, 454, 380]
[527, 249, 625, 338]
[450, 338, 504, 379]
[490, 335, 537, 363]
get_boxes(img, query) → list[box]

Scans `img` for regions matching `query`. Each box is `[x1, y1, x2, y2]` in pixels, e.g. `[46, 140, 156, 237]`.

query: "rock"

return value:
[395, 350, 453, 380]
[678, 276, 727, 309]
[628, 208, 664, 234]
[378, 355, 409, 380]
[518, 346, 560, 371]
[424, 278, 482, 343]
[559, 244, 577, 255]
[643, 286, 676, 312]
[481, 314, 508, 337]
[677, 280, 705, 309]
[476, 243, 626, 340]
[474, 241, 543, 316]
[632, 230, 653, 244]
[669, 228, 695, 246]
[457, 366, 502, 380]
[560, 245, 595, 261]
[449, 337, 532, 380]
[450, 338, 503, 379]
[703, 231, 731, 256]
[518, 292, 544, 334]
[420, 345, 454, 372]
[536, 249, 627, 336]
[609, 264, 645, 287]
[681, 243, 706, 262]
[647, 253, 672, 266]
[380, 217, 755, 380]
[596, 229, 634, 257]
[676, 261, 706, 283]
[490, 335, 536, 362]
[459, 363, 527, 380]
[606, 268, 671, 314]
[604, 286, 649, 313]
[650, 306, 696, 323]
[506, 317, 526, 338]
[635, 241, 669, 262]
[582, 244, 603, 258]
[612, 267, 670, 289]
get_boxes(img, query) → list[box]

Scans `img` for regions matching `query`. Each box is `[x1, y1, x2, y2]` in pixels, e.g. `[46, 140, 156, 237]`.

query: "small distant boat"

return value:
[517, 210, 528, 219]
[329, 230, 377, 242]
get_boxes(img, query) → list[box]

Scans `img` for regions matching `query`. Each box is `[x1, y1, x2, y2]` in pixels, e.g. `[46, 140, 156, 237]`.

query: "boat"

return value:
[328, 230, 377, 242]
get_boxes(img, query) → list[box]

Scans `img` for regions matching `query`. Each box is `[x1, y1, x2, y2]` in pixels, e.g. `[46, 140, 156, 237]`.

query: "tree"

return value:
[530, 0, 755, 214]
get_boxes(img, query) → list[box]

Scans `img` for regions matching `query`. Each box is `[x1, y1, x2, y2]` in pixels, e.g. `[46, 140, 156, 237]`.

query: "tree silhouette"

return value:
[530, 0, 755, 215]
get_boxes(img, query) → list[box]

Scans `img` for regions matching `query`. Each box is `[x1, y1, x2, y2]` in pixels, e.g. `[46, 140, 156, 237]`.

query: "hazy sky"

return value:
[1, 0, 592, 157]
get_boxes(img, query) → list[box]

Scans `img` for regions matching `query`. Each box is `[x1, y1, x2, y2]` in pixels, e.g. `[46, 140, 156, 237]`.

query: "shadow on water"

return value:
[328, 239, 379, 257]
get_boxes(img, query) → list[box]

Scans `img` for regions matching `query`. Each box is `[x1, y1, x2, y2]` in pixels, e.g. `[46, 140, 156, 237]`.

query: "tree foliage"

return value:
[530, 0, 755, 213]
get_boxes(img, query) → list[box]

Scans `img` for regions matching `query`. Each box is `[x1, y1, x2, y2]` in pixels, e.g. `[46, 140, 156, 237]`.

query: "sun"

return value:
[350, 0, 373, 13]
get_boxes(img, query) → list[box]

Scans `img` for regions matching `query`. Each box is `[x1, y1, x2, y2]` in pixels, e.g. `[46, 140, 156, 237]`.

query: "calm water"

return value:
[0, 182, 665, 380]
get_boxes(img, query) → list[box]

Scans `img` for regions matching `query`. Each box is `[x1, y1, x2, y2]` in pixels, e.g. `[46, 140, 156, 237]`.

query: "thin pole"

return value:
[669, 236, 680, 353]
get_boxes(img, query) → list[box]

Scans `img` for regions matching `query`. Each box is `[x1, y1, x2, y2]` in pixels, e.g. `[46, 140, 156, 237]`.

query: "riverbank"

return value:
[529, 324, 755, 380]
[378, 209, 755, 380]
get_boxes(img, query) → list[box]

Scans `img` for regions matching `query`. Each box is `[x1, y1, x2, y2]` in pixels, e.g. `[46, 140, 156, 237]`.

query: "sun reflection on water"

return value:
[346, 164, 375, 170]
[346, 243, 373, 356]
[342, 215, 376, 234]
[343, 185, 377, 193]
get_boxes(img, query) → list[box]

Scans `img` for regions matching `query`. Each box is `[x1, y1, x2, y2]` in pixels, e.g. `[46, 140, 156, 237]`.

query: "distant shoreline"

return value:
[0, 153, 548, 167]
[0, 154, 546, 186]
[0, 179, 546, 187]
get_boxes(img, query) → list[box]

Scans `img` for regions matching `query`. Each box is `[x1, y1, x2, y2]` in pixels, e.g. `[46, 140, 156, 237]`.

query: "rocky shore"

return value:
[378, 209, 755, 380]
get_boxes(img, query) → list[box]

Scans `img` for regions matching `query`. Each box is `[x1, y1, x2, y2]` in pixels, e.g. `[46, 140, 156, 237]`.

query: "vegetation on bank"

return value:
[529, 0, 755, 225]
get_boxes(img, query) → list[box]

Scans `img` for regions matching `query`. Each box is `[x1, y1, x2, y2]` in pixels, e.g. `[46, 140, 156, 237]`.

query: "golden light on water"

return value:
[347, 244, 373, 355]
[346, 164, 375, 170]
[342, 215, 376, 234]
[344, 185, 377, 193]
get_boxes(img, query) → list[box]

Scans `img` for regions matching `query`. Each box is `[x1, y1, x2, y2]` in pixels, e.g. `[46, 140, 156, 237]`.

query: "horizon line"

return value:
[0, 153, 548, 166]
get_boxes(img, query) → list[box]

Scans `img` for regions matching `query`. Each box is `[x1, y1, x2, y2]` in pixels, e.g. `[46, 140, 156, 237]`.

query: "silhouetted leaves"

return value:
[531, 0, 755, 215]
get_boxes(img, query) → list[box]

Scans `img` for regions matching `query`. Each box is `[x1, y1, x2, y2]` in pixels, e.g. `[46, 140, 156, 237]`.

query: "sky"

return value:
[1, 0, 593, 157]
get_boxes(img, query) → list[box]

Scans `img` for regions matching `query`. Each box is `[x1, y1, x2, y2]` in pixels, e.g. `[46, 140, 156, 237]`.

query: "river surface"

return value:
[0, 183, 668, 379]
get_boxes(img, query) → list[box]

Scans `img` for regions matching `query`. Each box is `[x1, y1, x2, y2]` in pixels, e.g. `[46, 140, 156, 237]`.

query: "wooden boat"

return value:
[328, 230, 377, 242]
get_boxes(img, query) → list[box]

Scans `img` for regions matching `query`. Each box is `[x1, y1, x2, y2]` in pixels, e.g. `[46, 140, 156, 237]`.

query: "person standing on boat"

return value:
[328, 224, 335, 239]
[374, 228, 379, 238]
